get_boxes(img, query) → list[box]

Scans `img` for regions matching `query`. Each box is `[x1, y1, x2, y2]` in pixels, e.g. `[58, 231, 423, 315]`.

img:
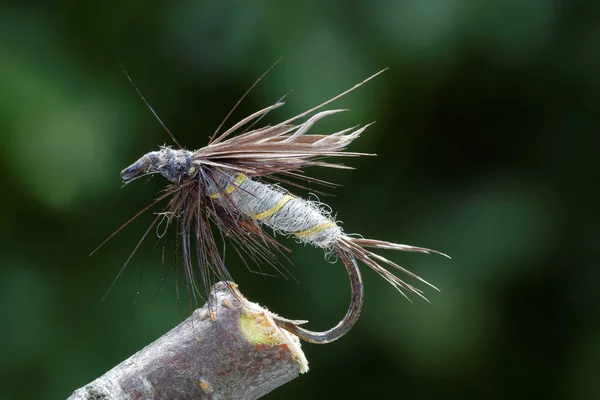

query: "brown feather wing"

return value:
[195, 70, 387, 178]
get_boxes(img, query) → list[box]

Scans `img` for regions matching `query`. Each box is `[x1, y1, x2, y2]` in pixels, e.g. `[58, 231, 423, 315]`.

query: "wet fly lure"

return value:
[104, 66, 449, 344]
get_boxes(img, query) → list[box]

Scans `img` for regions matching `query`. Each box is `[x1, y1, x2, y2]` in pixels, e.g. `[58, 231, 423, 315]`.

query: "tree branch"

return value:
[69, 281, 309, 400]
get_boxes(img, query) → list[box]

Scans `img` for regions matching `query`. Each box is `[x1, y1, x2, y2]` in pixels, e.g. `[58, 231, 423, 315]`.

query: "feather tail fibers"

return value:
[272, 236, 449, 343]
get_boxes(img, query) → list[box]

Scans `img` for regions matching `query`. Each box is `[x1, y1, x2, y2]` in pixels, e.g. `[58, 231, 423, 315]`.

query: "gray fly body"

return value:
[108, 68, 449, 344]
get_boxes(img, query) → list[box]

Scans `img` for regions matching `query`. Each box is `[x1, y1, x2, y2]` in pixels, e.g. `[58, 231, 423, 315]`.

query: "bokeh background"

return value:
[1, 1, 599, 399]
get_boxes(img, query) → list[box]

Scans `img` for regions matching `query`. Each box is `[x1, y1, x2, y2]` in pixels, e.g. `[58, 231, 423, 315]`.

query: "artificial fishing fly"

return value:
[110, 67, 449, 344]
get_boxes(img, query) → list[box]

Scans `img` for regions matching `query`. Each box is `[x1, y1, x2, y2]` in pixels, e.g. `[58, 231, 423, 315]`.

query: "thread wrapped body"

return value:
[208, 172, 342, 248]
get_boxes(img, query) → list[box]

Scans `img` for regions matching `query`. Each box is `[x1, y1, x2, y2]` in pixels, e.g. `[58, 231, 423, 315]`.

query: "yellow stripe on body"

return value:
[294, 221, 335, 238]
[209, 173, 247, 199]
[253, 195, 293, 220]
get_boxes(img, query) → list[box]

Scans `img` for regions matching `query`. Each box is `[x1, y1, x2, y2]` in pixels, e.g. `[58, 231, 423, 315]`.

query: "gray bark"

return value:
[69, 282, 308, 400]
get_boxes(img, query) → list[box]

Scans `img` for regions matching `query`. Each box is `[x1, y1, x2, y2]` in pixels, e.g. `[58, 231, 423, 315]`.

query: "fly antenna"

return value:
[118, 59, 183, 149]
[210, 57, 283, 144]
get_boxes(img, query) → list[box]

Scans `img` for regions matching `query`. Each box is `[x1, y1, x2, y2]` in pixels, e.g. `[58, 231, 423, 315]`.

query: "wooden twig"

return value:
[69, 282, 309, 400]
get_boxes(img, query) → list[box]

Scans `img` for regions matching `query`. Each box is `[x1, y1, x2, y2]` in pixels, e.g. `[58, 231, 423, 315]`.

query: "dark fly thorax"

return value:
[146, 148, 195, 184]
[120, 148, 195, 184]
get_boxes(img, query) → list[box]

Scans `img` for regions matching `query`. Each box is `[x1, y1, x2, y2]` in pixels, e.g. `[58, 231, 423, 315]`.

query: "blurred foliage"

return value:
[1, 1, 599, 399]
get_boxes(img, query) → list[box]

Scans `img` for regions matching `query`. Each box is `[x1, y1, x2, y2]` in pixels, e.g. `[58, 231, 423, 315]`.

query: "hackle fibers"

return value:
[100, 67, 450, 344]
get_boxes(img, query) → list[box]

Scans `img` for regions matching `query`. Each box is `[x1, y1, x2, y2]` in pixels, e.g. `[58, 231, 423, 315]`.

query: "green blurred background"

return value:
[1, 1, 599, 399]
